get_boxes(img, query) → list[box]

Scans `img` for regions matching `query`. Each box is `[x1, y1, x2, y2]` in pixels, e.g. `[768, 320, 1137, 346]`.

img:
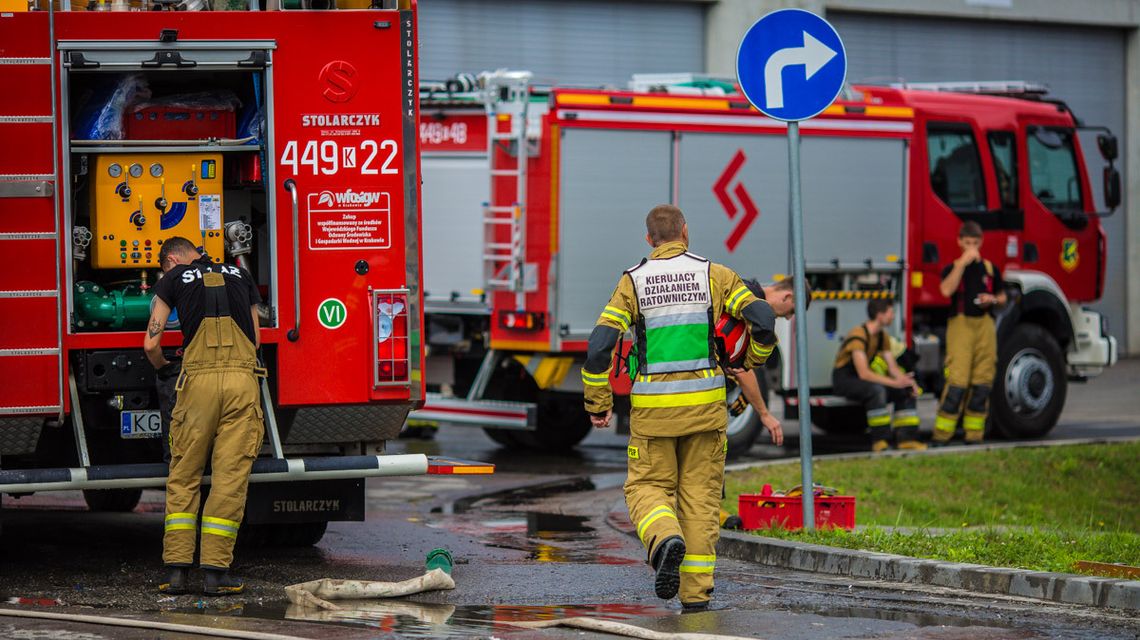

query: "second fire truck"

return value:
[412, 71, 1119, 457]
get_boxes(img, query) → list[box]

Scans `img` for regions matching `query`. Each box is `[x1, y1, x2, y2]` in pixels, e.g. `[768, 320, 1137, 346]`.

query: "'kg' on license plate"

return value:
[121, 410, 162, 439]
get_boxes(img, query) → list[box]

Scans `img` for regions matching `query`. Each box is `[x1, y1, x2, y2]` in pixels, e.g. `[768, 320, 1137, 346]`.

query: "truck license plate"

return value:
[120, 411, 162, 439]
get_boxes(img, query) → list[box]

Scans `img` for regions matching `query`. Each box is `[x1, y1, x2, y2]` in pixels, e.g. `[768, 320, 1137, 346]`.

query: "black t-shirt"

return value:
[153, 258, 262, 348]
[941, 260, 1003, 317]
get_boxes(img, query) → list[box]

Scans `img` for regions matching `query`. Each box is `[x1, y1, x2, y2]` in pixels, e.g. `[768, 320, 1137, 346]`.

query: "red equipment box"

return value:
[738, 486, 856, 531]
[126, 106, 236, 140]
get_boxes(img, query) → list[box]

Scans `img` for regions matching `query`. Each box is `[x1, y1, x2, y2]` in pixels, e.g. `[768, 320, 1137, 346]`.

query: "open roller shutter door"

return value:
[829, 11, 1127, 346]
[418, 0, 705, 86]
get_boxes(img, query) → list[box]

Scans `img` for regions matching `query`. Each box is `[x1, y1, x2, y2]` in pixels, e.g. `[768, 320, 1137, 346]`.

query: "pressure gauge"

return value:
[129, 163, 144, 178]
[107, 163, 123, 178]
[149, 163, 164, 178]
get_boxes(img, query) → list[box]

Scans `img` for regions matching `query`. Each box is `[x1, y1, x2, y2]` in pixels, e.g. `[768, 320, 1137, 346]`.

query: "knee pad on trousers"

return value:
[967, 385, 991, 414]
[940, 385, 967, 415]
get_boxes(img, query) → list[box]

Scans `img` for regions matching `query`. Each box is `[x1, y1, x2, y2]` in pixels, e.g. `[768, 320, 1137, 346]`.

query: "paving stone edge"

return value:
[716, 529, 1140, 612]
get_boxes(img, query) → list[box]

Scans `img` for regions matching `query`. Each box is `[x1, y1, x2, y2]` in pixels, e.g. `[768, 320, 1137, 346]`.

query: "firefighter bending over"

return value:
[832, 299, 925, 452]
[717, 278, 810, 448]
[144, 236, 264, 596]
[581, 205, 777, 611]
[936, 221, 1006, 445]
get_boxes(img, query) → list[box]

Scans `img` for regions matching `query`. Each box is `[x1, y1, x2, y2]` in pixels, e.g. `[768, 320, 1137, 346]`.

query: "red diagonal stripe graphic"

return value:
[713, 150, 746, 220]
[726, 181, 760, 252]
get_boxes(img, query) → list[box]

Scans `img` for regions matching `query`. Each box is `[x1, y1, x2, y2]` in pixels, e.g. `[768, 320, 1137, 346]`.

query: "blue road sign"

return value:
[736, 9, 846, 122]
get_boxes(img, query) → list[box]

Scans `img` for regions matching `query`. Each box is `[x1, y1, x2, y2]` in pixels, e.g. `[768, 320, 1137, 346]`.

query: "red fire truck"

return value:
[0, 3, 490, 544]
[414, 72, 1119, 456]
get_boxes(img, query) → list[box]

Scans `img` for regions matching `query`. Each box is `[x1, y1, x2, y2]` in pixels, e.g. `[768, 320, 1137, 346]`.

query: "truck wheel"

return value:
[482, 427, 522, 448]
[83, 488, 142, 512]
[724, 376, 767, 459]
[514, 393, 592, 451]
[992, 323, 1066, 439]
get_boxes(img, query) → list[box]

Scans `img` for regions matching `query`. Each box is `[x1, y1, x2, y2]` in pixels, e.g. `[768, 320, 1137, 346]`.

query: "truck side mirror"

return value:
[1097, 134, 1118, 161]
[1103, 167, 1121, 212]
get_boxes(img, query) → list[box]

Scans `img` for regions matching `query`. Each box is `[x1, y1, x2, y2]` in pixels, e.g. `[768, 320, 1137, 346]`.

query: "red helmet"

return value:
[715, 312, 748, 366]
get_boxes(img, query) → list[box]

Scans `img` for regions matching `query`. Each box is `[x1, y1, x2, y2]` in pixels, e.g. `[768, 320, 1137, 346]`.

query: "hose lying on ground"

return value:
[285, 599, 457, 625]
[284, 568, 455, 610]
[509, 617, 757, 640]
[0, 607, 309, 640]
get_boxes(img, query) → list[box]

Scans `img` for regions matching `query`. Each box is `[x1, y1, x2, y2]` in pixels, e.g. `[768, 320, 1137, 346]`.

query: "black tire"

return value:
[482, 427, 522, 448]
[992, 323, 1066, 439]
[83, 488, 142, 512]
[725, 376, 765, 459]
[513, 392, 592, 451]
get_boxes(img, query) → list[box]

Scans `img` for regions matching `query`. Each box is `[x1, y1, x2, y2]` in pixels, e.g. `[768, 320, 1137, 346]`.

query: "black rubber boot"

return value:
[651, 536, 685, 600]
[158, 565, 190, 595]
[202, 567, 244, 596]
[681, 601, 710, 613]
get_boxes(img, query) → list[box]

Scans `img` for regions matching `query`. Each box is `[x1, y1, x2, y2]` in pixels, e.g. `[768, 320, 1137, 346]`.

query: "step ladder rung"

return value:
[485, 243, 513, 250]
[482, 218, 514, 226]
[490, 170, 521, 176]
[0, 290, 60, 299]
[486, 279, 512, 287]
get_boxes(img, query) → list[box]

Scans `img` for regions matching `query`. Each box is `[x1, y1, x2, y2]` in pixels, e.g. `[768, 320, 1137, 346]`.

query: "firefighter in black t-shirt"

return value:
[143, 236, 263, 596]
[935, 221, 1007, 445]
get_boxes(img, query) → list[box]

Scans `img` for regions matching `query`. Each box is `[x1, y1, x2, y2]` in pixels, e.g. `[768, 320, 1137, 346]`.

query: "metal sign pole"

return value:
[787, 121, 815, 529]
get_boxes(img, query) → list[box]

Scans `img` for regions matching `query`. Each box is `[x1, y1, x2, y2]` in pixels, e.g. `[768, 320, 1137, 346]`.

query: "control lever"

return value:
[129, 196, 146, 227]
[116, 181, 131, 200]
[155, 178, 168, 213]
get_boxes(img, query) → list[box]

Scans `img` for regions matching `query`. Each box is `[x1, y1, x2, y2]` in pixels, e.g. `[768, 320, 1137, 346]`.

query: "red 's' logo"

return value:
[319, 61, 359, 103]
[713, 150, 759, 252]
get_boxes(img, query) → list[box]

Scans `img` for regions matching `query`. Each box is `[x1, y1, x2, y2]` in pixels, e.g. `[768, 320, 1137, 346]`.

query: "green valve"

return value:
[120, 240, 127, 246]
[120, 252, 127, 259]
[425, 548, 453, 575]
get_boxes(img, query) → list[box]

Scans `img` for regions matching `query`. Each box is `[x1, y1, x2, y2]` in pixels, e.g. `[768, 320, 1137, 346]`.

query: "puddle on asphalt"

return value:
[786, 602, 1018, 630]
[173, 601, 672, 638]
[449, 477, 597, 514]
[430, 511, 638, 566]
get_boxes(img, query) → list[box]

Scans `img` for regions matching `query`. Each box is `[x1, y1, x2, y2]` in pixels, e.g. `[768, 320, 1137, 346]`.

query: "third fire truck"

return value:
[413, 72, 1119, 456]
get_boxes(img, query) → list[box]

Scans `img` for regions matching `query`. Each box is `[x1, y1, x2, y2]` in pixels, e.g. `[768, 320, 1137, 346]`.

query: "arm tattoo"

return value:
[148, 319, 163, 339]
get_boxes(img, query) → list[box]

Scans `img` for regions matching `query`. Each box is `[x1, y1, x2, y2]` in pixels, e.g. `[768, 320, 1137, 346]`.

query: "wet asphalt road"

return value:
[0, 360, 1137, 638]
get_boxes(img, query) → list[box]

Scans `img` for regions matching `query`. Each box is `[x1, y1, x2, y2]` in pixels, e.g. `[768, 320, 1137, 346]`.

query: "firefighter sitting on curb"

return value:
[144, 236, 264, 596]
[581, 204, 777, 612]
[717, 278, 812, 448]
[935, 221, 1007, 445]
[832, 298, 926, 452]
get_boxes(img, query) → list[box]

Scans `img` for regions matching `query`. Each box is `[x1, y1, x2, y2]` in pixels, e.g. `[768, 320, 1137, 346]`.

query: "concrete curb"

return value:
[717, 530, 1140, 612]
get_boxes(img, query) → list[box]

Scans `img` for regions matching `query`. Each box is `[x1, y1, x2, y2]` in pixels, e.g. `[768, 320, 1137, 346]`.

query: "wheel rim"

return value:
[725, 384, 755, 437]
[1004, 348, 1054, 417]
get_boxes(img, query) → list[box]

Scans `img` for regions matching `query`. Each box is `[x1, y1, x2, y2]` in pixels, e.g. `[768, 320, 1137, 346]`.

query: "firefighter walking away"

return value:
[144, 236, 265, 595]
[581, 205, 777, 611]
[936, 221, 1007, 445]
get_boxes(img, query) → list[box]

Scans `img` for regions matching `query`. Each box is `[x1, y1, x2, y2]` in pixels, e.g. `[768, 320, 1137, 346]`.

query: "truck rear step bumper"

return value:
[409, 393, 536, 430]
[0, 454, 493, 494]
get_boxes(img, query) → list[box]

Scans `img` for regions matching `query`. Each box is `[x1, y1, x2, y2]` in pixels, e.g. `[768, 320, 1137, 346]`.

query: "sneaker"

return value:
[202, 567, 244, 596]
[158, 565, 190, 595]
[651, 536, 685, 600]
[897, 440, 928, 451]
[871, 440, 890, 453]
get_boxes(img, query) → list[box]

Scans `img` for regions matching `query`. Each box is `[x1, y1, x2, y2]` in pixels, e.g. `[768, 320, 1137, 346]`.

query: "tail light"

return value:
[372, 289, 411, 387]
[498, 310, 544, 331]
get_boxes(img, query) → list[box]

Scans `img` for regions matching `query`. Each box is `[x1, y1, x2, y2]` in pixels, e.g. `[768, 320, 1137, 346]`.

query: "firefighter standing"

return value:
[935, 221, 1006, 445]
[143, 236, 264, 596]
[582, 205, 777, 611]
[831, 299, 925, 452]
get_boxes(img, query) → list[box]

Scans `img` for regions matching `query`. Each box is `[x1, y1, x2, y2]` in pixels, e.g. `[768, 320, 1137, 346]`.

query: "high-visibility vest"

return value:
[627, 252, 716, 376]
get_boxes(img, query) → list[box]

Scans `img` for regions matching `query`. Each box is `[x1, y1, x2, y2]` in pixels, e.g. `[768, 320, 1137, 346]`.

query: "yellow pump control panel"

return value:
[90, 154, 224, 269]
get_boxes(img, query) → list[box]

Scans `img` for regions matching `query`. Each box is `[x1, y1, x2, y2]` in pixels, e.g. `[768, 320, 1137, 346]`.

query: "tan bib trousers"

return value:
[163, 272, 264, 569]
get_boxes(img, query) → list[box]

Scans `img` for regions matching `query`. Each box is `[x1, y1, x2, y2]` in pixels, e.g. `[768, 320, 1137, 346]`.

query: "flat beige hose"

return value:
[510, 617, 759, 640]
[0, 607, 308, 640]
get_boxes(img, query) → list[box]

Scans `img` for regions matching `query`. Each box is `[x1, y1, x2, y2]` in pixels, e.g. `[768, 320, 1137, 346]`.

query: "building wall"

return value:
[707, 0, 1140, 355]
[418, 0, 706, 86]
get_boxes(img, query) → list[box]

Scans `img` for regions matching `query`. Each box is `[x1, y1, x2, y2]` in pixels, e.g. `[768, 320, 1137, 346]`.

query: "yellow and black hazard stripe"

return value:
[811, 290, 895, 301]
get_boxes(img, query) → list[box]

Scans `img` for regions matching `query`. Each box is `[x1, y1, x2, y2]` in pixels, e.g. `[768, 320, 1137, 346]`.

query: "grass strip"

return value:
[723, 442, 1140, 574]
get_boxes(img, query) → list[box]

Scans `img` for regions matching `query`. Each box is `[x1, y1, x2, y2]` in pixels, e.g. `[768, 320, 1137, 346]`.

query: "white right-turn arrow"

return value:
[762, 31, 838, 110]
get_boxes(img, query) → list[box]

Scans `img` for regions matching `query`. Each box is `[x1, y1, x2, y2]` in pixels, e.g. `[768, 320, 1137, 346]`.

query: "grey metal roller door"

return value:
[828, 10, 1128, 347]
[418, 0, 705, 85]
